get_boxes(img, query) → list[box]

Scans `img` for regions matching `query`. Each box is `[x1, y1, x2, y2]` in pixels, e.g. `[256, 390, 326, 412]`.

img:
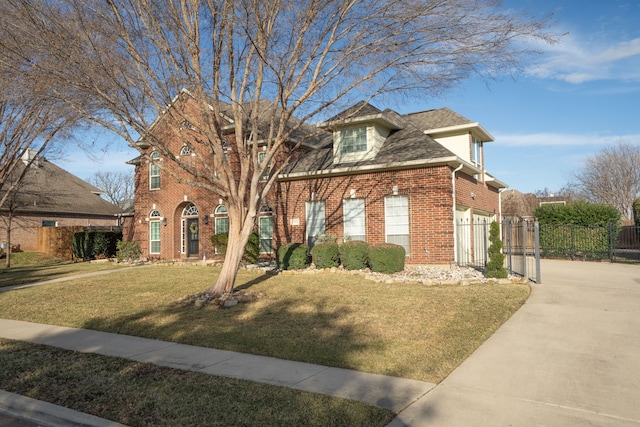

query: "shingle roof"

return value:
[0, 158, 123, 216]
[283, 103, 472, 175]
[403, 107, 472, 130]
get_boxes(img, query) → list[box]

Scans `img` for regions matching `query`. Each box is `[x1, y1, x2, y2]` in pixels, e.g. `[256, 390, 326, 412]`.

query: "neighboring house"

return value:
[0, 151, 124, 251]
[129, 97, 506, 265]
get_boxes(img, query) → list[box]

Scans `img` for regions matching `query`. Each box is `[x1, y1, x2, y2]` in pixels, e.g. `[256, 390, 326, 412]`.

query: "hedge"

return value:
[276, 243, 309, 270]
[311, 242, 340, 269]
[211, 232, 260, 264]
[339, 240, 369, 270]
[368, 243, 405, 274]
[72, 230, 122, 260]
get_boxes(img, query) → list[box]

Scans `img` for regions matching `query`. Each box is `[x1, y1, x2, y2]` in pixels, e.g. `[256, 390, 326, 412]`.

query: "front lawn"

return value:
[0, 262, 529, 383]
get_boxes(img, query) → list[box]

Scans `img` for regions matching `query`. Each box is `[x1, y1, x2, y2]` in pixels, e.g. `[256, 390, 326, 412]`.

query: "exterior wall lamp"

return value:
[162, 217, 167, 226]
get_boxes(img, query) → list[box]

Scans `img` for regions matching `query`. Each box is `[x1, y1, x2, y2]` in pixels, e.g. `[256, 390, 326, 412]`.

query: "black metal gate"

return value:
[456, 218, 541, 283]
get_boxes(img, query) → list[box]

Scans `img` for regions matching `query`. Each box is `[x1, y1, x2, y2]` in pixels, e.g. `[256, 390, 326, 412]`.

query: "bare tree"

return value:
[571, 141, 640, 222]
[0, 3, 85, 267]
[6, 0, 555, 293]
[87, 171, 134, 210]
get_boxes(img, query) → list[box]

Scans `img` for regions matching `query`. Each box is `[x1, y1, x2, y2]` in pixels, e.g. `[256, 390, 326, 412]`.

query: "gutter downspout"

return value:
[452, 163, 464, 265]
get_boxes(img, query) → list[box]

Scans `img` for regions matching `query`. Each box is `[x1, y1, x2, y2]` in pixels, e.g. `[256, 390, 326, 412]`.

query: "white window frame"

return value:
[340, 126, 367, 155]
[471, 136, 482, 167]
[306, 200, 326, 247]
[257, 151, 270, 182]
[149, 152, 161, 190]
[384, 195, 409, 254]
[259, 216, 274, 254]
[343, 198, 366, 241]
[149, 209, 161, 254]
[214, 205, 229, 235]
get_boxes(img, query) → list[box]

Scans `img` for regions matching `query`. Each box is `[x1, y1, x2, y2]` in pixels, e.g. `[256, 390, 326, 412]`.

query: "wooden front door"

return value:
[187, 218, 199, 257]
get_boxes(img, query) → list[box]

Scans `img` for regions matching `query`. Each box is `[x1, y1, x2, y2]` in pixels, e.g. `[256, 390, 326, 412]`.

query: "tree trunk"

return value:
[206, 211, 254, 296]
[5, 215, 11, 268]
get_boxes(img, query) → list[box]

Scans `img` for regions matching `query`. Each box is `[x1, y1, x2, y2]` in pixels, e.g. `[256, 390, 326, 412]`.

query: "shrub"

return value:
[368, 243, 405, 274]
[276, 243, 309, 270]
[485, 221, 508, 279]
[313, 233, 337, 245]
[311, 242, 340, 269]
[211, 232, 260, 264]
[116, 241, 141, 262]
[339, 240, 369, 270]
[534, 201, 620, 260]
[211, 233, 229, 255]
[73, 230, 122, 260]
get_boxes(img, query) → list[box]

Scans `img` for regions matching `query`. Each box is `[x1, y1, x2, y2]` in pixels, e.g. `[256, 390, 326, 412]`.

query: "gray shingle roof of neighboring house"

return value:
[282, 103, 474, 176]
[0, 157, 123, 216]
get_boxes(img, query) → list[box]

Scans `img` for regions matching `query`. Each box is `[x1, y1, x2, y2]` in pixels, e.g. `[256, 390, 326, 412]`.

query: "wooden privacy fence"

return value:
[37, 226, 84, 260]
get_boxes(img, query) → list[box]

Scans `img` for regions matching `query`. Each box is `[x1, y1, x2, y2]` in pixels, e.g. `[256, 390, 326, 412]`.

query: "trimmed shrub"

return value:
[116, 241, 141, 262]
[534, 201, 620, 259]
[313, 234, 337, 245]
[339, 240, 369, 270]
[369, 243, 405, 274]
[72, 230, 122, 260]
[485, 221, 508, 279]
[244, 233, 260, 264]
[211, 233, 229, 255]
[211, 232, 260, 264]
[311, 242, 340, 269]
[276, 243, 309, 270]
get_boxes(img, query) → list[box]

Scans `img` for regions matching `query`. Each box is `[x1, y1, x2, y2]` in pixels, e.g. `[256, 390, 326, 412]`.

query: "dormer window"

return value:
[471, 136, 482, 167]
[340, 126, 367, 155]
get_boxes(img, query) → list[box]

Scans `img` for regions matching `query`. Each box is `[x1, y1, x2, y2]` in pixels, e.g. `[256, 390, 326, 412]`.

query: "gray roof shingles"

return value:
[0, 159, 123, 216]
[284, 103, 469, 175]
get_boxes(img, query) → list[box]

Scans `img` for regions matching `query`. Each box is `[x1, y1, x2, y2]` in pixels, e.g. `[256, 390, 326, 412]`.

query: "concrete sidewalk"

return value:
[0, 318, 435, 426]
[3, 259, 640, 426]
[390, 259, 640, 426]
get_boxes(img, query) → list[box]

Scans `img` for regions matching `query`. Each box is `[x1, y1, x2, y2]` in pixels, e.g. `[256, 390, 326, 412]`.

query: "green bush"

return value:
[339, 240, 369, 270]
[485, 221, 508, 279]
[534, 201, 620, 260]
[368, 243, 405, 274]
[73, 230, 122, 260]
[211, 232, 260, 264]
[276, 243, 309, 270]
[116, 241, 141, 262]
[311, 242, 340, 269]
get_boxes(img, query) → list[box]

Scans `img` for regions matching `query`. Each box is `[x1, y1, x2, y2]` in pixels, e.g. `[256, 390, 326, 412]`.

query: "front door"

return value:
[187, 218, 199, 257]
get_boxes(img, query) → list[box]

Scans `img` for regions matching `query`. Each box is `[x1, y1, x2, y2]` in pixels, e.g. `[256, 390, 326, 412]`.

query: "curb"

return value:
[0, 390, 128, 427]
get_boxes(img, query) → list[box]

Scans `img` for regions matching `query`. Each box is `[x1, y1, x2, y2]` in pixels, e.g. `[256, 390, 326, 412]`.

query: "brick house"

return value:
[0, 151, 124, 251]
[129, 97, 506, 265]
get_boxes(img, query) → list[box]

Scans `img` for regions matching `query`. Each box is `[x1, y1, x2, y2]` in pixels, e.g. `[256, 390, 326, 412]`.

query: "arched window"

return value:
[149, 209, 161, 254]
[149, 152, 161, 190]
[182, 203, 199, 217]
[214, 205, 228, 234]
[180, 145, 193, 156]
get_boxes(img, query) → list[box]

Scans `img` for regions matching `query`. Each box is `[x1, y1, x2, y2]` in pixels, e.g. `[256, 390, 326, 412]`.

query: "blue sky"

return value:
[59, 0, 640, 194]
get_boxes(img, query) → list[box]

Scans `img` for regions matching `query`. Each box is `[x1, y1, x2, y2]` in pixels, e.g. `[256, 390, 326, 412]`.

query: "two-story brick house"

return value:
[129, 97, 506, 265]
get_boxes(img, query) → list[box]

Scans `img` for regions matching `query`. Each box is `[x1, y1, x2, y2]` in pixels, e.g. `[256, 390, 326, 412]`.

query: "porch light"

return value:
[162, 217, 167, 226]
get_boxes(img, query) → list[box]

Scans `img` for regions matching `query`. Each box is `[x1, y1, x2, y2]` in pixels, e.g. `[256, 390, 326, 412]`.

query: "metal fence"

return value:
[455, 218, 541, 283]
[538, 222, 640, 263]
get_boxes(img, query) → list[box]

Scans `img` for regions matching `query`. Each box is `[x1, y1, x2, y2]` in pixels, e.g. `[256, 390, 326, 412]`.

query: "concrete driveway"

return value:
[390, 259, 640, 426]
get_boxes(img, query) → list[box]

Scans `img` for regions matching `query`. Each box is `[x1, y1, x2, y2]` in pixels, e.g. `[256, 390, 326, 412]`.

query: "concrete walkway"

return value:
[0, 319, 434, 426]
[390, 259, 640, 426]
[2, 259, 640, 426]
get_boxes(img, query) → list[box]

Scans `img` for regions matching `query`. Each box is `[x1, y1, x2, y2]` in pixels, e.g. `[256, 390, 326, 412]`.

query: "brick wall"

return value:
[274, 166, 499, 264]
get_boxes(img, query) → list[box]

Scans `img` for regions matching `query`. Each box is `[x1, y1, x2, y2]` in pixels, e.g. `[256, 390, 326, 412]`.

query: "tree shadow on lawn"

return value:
[81, 292, 384, 372]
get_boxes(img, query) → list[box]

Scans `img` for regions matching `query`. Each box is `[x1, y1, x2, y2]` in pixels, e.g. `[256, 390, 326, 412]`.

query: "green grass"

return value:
[0, 252, 125, 288]
[0, 261, 529, 383]
[0, 339, 393, 427]
[0, 255, 529, 425]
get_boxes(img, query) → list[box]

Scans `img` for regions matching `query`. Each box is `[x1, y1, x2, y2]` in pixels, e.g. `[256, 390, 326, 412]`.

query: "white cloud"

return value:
[527, 34, 640, 83]
[494, 132, 640, 147]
